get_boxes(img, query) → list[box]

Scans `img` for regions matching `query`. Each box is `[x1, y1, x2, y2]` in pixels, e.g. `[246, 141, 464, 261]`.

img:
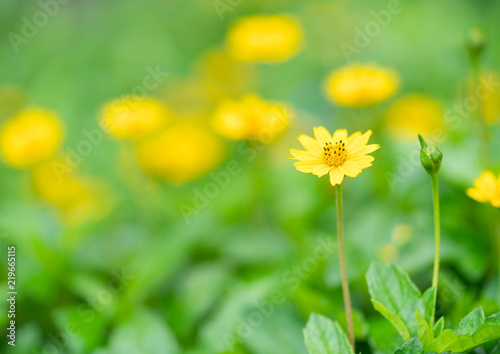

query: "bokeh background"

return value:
[1, 0, 500, 353]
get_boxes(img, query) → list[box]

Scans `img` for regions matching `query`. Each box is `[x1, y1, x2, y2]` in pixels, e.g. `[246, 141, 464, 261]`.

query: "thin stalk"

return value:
[430, 175, 441, 328]
[497, 209, 500, 302]
[335, 184, 355, 351]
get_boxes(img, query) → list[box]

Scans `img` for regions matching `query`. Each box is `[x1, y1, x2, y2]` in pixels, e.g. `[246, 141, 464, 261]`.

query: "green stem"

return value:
[430, 175, 441, 328]
[335, 184, 355, 351]
[497, 209, 500, 303]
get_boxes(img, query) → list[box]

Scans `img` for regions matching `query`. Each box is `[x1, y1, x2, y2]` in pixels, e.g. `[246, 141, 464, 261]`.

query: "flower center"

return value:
[322, 140, 347, 167]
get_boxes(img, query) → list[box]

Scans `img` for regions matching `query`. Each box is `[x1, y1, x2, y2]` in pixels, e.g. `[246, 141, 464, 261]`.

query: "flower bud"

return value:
[467, 27, 485, 66]
[418, 134, 442, 176]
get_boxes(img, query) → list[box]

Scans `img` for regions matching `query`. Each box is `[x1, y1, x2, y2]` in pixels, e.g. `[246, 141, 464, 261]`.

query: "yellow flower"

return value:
[100, 97, 171, 140]
[290, 127, 379, 186]
[482, 89, 500, 124]
[390, 223, 413, 245]
[211, 94, 291, 143]
[377, 243, 399, 263]
[227, 14, 302, 63]
[32, 156, 114, 225]
[324, 63, 399, 107]
[471, 72, 500, 124]
[466, 171, 500, 207]
[197, 50, 254, 101]
[137, 121, 225, 184]
[386, 94, 443, 140]
[0, 109, 64, 168]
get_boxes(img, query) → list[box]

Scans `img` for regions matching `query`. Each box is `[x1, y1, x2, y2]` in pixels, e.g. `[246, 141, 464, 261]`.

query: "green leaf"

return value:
[432, 317, 444, 338]
[303, 313, 354, 354]
[106, 308, 181, 354]
[427, 307, 500, 353]
[415, 311, 432, 348]
[371, 300, 411, 341]
[455, 306, 485, 335]
[366, 262, 436, 339]
[394, 337, 424, 354]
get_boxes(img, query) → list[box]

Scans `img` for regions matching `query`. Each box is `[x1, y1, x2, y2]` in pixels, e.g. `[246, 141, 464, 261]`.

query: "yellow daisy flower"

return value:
[32, 155, 114, 225]
[227, 14, 302, 63]
[323, 63, 399, 107]
[386, 94, 443, 140]
[211, 94, 291, 143]
[0, 108, 64, 168]
[137, 121, 225, 184]
[290, 127, 379, 186]
[100, 97, 171, 140]
[466, 171, 500, 207]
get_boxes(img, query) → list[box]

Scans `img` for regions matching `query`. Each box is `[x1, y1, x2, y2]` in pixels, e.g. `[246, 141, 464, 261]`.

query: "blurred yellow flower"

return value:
[377, 243, 399, 263]
[0, 109, 63, 168]
[32, 156, 113, 225]
[474, 72, 500, 124]
[390, 223, 413, 245]
[211, 94, 291, 143]
[100, 97, 171, 140]
[386, 94, 443, 140]
[197, 50, 254, 101]
[137, 121, 225, 184]
[290, 127, 379, 186]
[227, 14, 302, 63]
[466, 171, 500, 207]
[324, 63, 399, 107]
[482, 90, 500, 124]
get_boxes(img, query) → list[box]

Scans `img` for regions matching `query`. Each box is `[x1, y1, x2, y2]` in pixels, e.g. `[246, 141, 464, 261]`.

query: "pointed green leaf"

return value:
[366, 262, 436, 338]
[394, 337, 424, 354]
[371, 300, 411, 341]
[432, 317, 444, 338]
[427, 307, 500, 353]
[455, 307, 485, 335]
[303, 313, 354, 354]
[415, 310, 432, 348]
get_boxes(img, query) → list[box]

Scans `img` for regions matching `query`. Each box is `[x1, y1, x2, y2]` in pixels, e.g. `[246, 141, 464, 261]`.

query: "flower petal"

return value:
[340, 160, 362, 177]
[349, 155, 374, 168]
[294, 161, 331, 176]
[475, 171, 497, 196]
[466, 187, 491, 203]
[332, 129, 348, 143]
[348, 130, 373, 152]
[298, 134, 322, 154]
[350, 143, 380, 156]
[345, 131, 361, 148]
[312, 164, 332, 177]
[290, 149, 321, 161]
[313, 126, 333, 147]
[329, 168, 344, 186]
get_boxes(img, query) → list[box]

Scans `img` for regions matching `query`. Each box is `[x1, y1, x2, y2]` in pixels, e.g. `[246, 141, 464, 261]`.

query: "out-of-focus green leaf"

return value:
[198, 275, 279, 352]
[303, 313, 353, 354]
[245, 308, 307, 354]
[367, 316, 403, 354]
[415, 311, 432, 348]
[105, 308, 180, 354]
[394, 337, 424, 354]
[427, 307, 500, 353]
[366, 262, 436, 338]
[432, 317, 444, 338]
[371, 300, 411, 341]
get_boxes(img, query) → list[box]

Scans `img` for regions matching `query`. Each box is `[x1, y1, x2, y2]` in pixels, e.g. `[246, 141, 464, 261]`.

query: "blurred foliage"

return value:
[0, 0, 500, 353]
